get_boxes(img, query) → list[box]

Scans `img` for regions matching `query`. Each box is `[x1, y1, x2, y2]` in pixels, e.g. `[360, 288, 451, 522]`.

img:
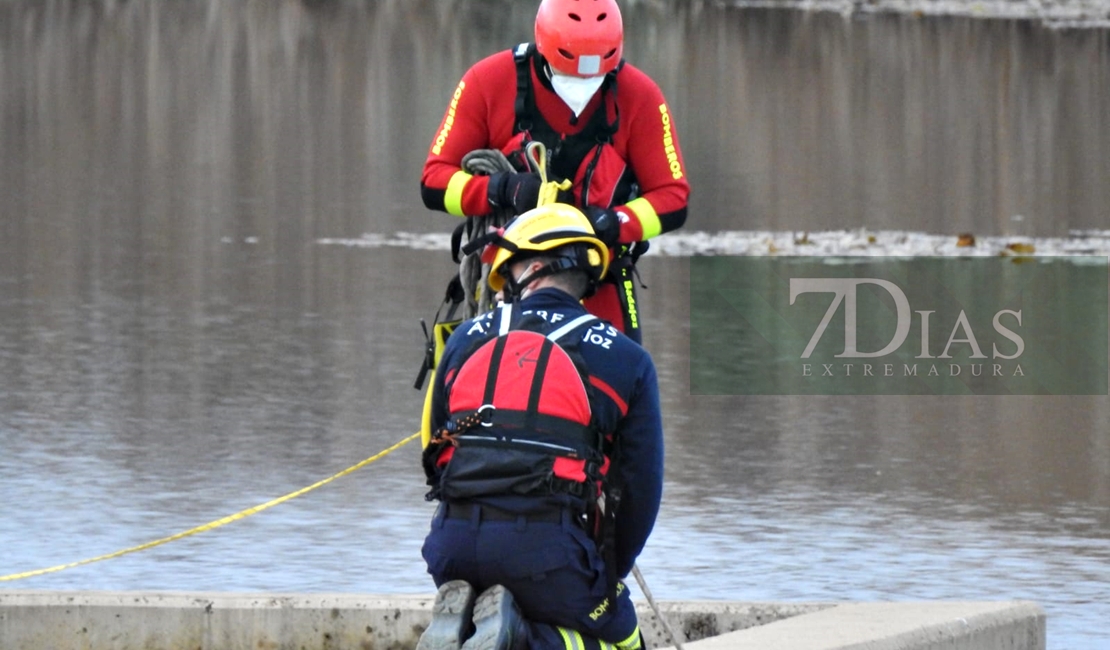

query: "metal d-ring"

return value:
[477, 404, 496, 427]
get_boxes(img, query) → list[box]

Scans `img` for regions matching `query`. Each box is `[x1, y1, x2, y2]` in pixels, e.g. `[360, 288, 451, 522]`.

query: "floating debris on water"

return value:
[720, 0, 1110, 29]
[318, 229, 1110, 258]
[1005, 242, 1037, 255]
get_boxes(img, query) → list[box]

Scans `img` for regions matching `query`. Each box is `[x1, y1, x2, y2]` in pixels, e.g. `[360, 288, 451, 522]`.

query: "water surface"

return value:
[1, 2, 1107, 648]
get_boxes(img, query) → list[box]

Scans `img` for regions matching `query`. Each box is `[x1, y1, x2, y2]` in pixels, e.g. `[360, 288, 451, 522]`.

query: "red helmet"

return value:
[535, 0, 623, 77]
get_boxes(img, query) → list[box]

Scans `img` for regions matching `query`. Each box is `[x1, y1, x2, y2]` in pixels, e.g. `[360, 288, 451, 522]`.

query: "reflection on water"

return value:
[1, 2, 1108, 648]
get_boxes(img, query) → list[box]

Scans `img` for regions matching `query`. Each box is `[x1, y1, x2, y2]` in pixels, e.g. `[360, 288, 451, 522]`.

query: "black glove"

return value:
[584, 206, 622, 247]
[487, 171, 542, 215]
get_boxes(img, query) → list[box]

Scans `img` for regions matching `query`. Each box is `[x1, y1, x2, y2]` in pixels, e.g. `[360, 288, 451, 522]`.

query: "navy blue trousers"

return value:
[421, 505, 642, 650]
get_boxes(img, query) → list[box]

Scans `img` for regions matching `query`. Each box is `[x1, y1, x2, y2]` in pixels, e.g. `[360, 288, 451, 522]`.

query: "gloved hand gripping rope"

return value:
[456, 143, 571, 317]
[458, 148, 516, 318]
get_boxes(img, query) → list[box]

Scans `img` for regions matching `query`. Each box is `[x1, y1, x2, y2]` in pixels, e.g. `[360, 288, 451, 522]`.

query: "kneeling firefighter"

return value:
[417, 204, 665, 650]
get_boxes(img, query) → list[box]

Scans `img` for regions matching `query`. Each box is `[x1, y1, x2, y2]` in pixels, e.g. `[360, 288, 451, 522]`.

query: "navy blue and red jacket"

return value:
[426, 288, 664, 578]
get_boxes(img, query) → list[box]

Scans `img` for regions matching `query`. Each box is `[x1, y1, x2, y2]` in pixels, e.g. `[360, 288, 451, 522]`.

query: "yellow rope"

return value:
[0, 431, 421, 582]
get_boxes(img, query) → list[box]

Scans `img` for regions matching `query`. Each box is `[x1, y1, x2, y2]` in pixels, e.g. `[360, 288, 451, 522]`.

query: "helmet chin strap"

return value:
[501, 257, 580, 302]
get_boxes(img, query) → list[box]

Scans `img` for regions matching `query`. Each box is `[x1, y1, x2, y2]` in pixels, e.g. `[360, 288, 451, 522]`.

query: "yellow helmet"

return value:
[486, 203, 610, 294]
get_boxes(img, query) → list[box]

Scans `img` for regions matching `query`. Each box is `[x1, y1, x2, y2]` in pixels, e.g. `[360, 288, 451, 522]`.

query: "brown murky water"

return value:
[1, 2, 1107, 647]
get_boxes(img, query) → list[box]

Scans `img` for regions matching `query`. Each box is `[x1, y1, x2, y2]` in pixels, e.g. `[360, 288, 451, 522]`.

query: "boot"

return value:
[417, 580, 477, 650]
[461, 584, 528, 650]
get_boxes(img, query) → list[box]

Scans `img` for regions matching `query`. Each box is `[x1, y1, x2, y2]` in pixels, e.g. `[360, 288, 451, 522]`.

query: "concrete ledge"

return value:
[0, 591, 434, 650]
[654, 600, 1046, 650]
[0, 591, 1044, 650]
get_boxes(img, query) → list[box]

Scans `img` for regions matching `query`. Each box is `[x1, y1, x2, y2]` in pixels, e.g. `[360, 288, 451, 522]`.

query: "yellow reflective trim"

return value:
[557, 626, 586, 650]
[616, 626, 643, 650]
[624, 197, 661, 240]
[444, 170, 474, 217]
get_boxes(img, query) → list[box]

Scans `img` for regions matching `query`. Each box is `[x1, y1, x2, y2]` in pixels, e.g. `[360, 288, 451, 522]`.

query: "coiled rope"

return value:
[455, 142, 569, 317]
[458, 149, 515, 318]
[0, 432, 420, 582]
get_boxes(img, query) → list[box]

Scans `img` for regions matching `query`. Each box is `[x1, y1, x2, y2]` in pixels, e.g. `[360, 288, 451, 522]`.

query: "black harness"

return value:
[511, 44, 626, 208]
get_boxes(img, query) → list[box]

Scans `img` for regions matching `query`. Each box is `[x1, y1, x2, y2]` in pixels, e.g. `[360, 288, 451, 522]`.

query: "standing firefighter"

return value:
[417, 204, 665, 650]
[420, 0, 690, 343]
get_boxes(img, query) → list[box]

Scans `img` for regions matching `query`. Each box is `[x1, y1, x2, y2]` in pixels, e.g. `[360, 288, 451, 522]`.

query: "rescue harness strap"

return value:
[512, 44, 621, 208]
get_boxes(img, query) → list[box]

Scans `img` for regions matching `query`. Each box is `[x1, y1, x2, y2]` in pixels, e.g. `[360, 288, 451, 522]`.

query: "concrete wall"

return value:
[0, 591, 1044, 650]
[653, 600, 1046, 650]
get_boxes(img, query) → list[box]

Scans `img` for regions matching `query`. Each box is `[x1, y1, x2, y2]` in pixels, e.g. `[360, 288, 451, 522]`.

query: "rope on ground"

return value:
[633, 565, 687, 650]
[597, 495, 687, 650]
[0, 431, 421, 583]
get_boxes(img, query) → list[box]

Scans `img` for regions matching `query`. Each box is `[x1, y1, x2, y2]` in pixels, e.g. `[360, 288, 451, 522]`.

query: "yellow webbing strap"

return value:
[526, 141, 571, 208]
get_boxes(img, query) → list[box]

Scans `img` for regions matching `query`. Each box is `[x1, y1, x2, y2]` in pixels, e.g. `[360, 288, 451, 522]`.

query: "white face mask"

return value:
[551, 72, 605, 118]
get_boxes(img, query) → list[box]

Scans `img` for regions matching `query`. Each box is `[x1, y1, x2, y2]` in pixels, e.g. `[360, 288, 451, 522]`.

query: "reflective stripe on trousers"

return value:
[556, 625, 642, 650]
